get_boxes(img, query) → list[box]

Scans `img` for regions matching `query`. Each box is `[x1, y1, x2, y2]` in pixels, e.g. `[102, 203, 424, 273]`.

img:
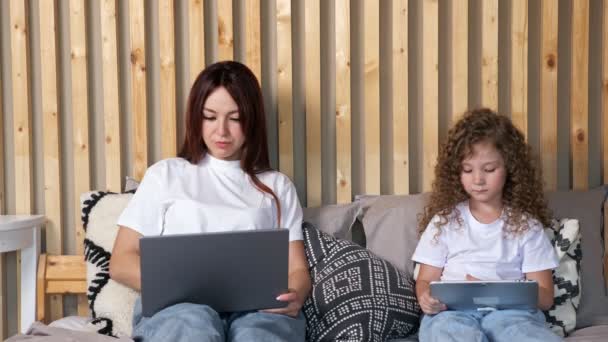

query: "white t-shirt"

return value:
[117, 154, 303, 241]
[411, 202, 559, 281]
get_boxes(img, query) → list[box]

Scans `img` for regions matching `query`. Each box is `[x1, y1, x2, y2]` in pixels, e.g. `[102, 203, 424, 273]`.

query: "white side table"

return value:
[0, 215, 45, 333]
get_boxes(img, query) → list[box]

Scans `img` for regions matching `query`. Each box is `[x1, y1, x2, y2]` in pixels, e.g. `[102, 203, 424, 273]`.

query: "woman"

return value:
[109, 61, 310, 341]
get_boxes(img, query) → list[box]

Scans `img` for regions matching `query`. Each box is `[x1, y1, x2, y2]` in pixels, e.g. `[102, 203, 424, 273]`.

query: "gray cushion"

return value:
[546, 187, 608, 329]
[303, 202, 362, 240]
[358, 193, 430, 276]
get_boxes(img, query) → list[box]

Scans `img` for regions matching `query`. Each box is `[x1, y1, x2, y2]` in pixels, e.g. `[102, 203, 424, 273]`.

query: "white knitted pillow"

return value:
[543, 218, 582, 337]
[81, 191, 138, 337]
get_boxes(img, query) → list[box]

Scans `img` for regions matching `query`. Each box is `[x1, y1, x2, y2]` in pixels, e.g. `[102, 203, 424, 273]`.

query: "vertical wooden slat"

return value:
[450, 0, 468, 124]
[364, 1, 380, 195]
[540, 0, 558, 190]
[130, 0, 148, 181]
[511, 0, 528, 136]
[70, 0, 90, 256]
[189, 0, 205, 84]
[481, 0, 499, 109]
[159, 0, 177, 159]
[305, 0, 321, 206]
[10, 0, 33, 330]
[244, 0, 261, 82]
[218, 0, 233, 61]
[39, 0, 64, 321]
[0, 54, 5, 340]
[277, 0, 293, 179]
[603, 0, 608, 185]
[336, 0, 351, 203]
[100, 0, 121, 192]
[392, 0, 408, 195]
[422, 0, 439, 193]
[571, 0, 589, 190]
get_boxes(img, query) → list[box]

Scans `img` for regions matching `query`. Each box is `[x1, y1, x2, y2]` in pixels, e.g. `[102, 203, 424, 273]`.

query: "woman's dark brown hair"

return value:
[418, 108, 551, 236]
[178, 61, 282, 226]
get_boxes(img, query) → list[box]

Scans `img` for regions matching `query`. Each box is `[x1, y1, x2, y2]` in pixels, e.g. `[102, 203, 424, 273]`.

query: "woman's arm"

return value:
[526, 269, 554, 310]
[263, 240, 311, 317]
[416, 264, 446, 314]
[109, 226, 144, 291]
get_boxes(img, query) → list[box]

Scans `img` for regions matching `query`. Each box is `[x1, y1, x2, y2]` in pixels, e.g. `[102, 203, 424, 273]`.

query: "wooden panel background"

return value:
[0, 0, 607, 337]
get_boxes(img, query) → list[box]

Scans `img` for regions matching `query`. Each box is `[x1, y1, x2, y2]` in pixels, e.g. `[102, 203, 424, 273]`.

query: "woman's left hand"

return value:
[261, 288, 303, 317]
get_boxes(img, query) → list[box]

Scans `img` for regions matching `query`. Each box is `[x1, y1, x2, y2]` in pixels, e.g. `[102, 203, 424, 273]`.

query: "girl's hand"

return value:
[261, 289, 303, 317]
[418, 288, 447, 314]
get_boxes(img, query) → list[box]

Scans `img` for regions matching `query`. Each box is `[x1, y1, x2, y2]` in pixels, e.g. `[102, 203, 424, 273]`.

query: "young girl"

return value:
[412, 108, 561, 342]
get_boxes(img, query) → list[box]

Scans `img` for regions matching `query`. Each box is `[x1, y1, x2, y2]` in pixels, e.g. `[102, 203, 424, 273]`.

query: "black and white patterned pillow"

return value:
[82, 191, 138, 337]
[302, 222, 421, 341]
[543, 218, 582, 337]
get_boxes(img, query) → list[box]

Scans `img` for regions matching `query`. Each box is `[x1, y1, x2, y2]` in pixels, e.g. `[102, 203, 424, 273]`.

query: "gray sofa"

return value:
[304, 186, 608, 341]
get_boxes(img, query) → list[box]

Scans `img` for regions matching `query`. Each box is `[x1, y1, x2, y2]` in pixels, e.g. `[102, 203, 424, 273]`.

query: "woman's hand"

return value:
[418, 288, 447, 314]
[261, 288, 303, 317]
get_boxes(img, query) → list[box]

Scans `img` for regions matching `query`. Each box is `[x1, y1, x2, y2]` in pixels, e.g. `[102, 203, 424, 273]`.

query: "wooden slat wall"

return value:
[540, 0, 559, 191]
[9, 0, 32, 331]
[392, 0, 408, 195]
[244, 0, 261, 82]
[38, 0, 63, 322]
[450, 0, 468, 126]
[481, 0, 499, 109]
[305, 0, 322, 206]
[100, 0, 122, 192]
[277, 0, 294, 180]
[335, 0, 352, 204]
[511, 0, 528, 136]
[604, 0, 608, 185]
[189, 0, 205, 85]
[0, 0, 606, 335]
[571, 0, 589, 190]
[364, 1, 380, 195]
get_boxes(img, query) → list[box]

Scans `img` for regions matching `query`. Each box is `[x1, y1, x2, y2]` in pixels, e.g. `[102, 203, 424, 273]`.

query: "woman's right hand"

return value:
[418, 288, 447, 314]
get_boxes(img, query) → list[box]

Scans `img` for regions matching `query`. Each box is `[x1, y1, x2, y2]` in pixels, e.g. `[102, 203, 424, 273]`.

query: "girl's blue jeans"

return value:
[419, 309, 563, 342]
[131, 297, 306, 342]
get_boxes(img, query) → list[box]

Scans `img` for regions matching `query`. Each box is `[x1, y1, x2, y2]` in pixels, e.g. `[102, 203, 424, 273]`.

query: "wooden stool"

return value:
[36, 254, 87, 323]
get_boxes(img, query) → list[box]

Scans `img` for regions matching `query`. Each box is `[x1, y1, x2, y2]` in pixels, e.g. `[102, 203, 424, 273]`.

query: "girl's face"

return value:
[460, 141, 507, 208]
[201, 86, 246, 161]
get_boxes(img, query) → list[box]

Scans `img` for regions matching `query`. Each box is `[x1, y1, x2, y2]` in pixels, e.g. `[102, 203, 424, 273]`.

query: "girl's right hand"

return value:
[418, 289, 447, 314]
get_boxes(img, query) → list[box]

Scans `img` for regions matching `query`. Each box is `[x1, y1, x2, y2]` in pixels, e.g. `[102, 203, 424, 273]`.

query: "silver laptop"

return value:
[139, 229, 289, 317]
[430, 280, 538, 311]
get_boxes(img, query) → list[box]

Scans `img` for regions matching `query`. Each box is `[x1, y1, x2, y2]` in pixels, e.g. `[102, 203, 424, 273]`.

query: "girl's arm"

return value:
[263, 240, 311, 317]
[416, 264, 446, 314]
[525, 269, 554, 310]
[109, 226, 143, 291]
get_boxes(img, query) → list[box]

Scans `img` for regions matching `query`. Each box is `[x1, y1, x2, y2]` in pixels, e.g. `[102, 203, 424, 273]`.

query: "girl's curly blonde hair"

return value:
[418, 108, 551, 236]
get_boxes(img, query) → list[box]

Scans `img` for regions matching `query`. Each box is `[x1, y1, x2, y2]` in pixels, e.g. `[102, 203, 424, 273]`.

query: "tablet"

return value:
[430, 280, 538, 311]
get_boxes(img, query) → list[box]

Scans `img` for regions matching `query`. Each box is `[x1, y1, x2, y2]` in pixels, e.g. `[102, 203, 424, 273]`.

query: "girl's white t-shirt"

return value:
[117, 154, 303, 241]
[411, 202, 559, 281]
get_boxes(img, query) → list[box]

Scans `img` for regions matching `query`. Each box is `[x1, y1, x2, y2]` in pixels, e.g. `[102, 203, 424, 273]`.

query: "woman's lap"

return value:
[131, 297, 305, 342]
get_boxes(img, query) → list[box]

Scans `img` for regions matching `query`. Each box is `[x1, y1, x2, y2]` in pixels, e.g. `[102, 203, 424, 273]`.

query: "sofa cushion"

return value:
[358, 193, 430, 276]
[303, 202, 362, 240]
[544, 218, 582, 337]
[546, 187, 608, 329]
[82, 191, 138, 337]
[302, 222, 420, 341]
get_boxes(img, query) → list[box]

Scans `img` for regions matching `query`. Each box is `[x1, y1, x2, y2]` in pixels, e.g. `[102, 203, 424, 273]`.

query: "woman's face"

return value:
[201, 87, 246, 160]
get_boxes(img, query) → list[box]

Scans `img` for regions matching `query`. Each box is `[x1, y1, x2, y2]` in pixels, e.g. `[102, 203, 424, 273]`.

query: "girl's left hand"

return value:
[261, 288, 303, 317]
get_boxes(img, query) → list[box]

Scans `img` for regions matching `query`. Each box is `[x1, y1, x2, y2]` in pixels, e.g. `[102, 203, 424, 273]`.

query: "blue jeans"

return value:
[131, 297, 306, 342]
[419, 309, 563, 342]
